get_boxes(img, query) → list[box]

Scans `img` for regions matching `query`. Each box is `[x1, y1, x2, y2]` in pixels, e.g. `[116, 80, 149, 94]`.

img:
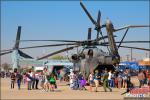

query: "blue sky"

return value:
[1, 1, 149, 64]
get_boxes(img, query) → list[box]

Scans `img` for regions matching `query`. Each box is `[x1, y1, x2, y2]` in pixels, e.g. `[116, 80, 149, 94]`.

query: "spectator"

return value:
[121, 76, 134, 95]
[145, 70, 149, 85]
[94, 70, 99, 92]
[78, 72, 83, 90]
[138, 70, 145, 88]
[103, 70, 112, 92]
[26, 70, 32, 90]
[88, 72, 94, 92]
[108, 70, 112, 87]
[16, 72, 22, 90]
[148, 74, 150, 86]
[44, 75, 50, 92]
[22, 73, 26, 85]
[73, 71, 79, 90]
[117, 73, 122, 89]
[10, 72, 16, 89]
[111, 72, 115, 88]
[69, 69, 75, 90]
[122, 71, 128, 88]
[49, 74, 56, 92]
[39, 73, 45, 91]
[35, 72, 39, 89]
[32, 72, 36, 89]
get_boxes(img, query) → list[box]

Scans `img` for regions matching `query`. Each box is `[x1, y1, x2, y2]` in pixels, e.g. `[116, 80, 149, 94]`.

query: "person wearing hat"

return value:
[94, 70, 99, 92]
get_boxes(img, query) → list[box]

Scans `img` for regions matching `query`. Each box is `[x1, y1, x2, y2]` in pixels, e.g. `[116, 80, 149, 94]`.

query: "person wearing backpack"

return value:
[16, 72, 22, 90]
[26, 70, 32, 90]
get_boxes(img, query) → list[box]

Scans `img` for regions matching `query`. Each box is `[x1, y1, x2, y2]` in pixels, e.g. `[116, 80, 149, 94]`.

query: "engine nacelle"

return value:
[71, 54, 79, 61]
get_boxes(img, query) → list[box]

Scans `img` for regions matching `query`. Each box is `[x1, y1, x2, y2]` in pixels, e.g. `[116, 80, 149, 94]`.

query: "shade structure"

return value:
[138, 58, 150, 66]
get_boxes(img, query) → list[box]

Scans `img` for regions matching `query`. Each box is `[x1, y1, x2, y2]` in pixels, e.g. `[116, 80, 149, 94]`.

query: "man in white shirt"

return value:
[108, 70, 112, 87]
[27, 70, 32, 90]
[69, 69, 75, 89]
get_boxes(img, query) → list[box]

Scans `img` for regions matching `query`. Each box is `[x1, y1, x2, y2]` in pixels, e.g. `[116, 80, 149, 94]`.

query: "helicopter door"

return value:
[94, 65, 115, 73]
[52, 66, 64, 78]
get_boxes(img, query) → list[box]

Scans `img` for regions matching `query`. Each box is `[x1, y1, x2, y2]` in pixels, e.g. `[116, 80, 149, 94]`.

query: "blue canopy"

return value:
[119, 61, 139, 70]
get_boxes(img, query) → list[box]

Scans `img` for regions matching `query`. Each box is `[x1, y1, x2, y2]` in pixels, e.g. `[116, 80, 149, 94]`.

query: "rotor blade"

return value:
[1, 36, 117, 52]
[1, 43, 78, 52]
[116, 41, 150, 43]
[0, 51, 12, 56]
[18, 43, 77, 50]
[37, 45, 79, 60]
[18, 39, 83, 43]
[118, 28, 129, 48]
[1, 49, 13, 52]
[18, 35, 116, 44]
[80, 1, 96, 25]
[101, 41, 150, 44]
[114, 25, 150, 32]
[100, 44, 150, 51]
[118, 45, 150, 51]
[14, 26, 21, 49]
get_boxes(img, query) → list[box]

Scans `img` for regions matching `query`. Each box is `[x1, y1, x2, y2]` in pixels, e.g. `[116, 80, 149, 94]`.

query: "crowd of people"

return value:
[0, 71, 11, 78]
[10, 68, 57, 92]
[68, 68, 150, 92]
[1, 67, 150, 93]
[68, 69, 130, 92]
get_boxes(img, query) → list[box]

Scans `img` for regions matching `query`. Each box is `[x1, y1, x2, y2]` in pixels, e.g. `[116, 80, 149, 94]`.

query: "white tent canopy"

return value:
[45, 60, 73, 66]
[34, 66, 44, 71]
[45, 62, 73, 66]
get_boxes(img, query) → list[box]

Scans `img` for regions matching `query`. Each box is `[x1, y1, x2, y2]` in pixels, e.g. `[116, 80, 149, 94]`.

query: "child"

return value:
[80, 78, 86, 90]
[10, 72, 16, 89]
[49, 74, 56, 92]
[88, 72, 94, 92]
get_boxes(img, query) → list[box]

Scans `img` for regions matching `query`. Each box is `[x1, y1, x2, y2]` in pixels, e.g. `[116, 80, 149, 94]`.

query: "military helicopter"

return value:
[1, 1, 150, 79]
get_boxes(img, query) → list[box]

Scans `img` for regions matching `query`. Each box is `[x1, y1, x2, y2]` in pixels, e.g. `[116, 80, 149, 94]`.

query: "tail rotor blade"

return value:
[14, 26, 21, 49]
